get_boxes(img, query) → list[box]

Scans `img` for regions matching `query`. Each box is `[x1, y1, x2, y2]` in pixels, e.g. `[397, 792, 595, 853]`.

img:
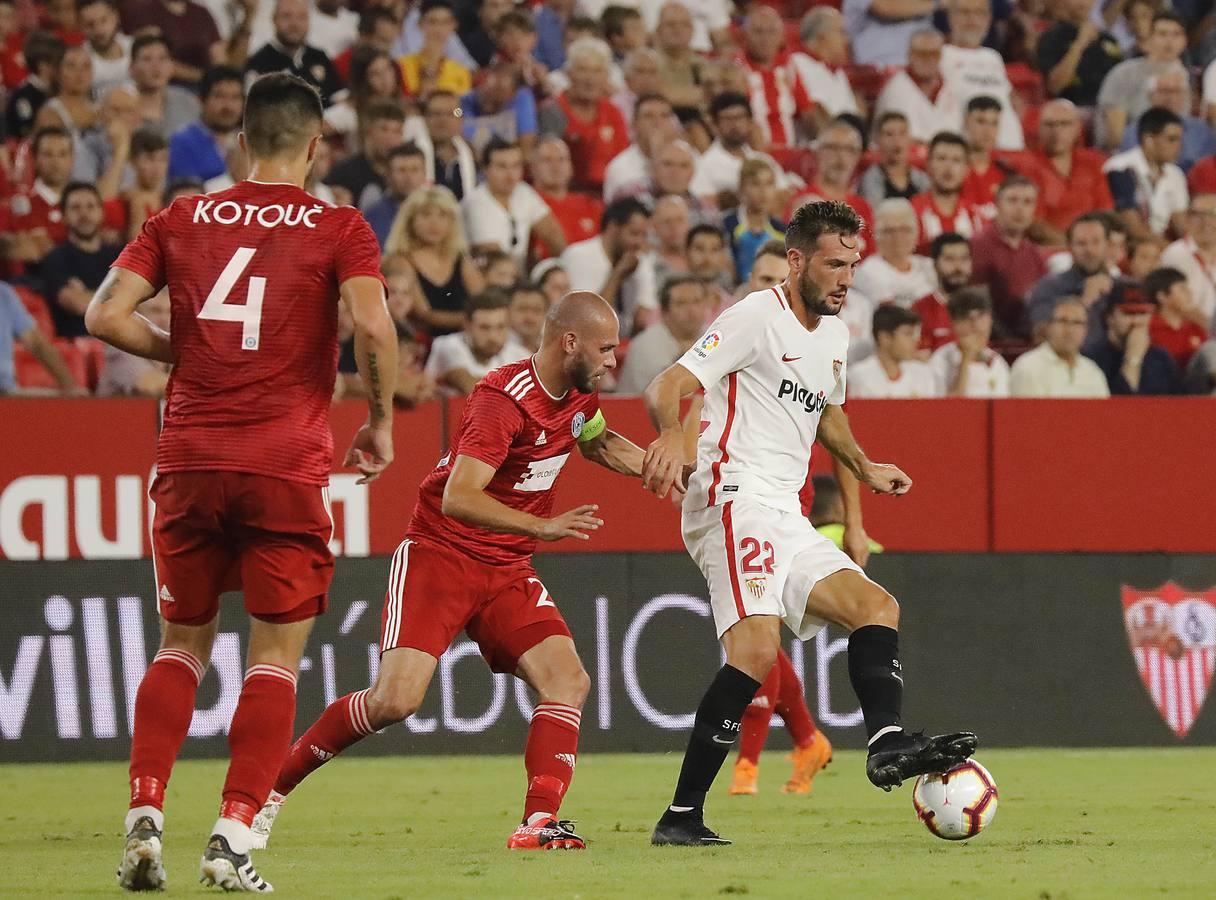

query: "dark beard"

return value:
[570, 358, 597, 393]
[798, 268, 840, 317]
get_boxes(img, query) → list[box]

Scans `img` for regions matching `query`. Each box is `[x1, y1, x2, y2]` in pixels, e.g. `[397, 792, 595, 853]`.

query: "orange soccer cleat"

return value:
[506, 817, 587, 850]
[728, 758, 759, 795]
[782, 730, 833, 795]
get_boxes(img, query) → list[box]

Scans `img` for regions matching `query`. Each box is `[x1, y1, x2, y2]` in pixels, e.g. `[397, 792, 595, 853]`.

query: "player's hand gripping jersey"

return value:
[114, 181, 385, 485]
[679, 284, 850, 513]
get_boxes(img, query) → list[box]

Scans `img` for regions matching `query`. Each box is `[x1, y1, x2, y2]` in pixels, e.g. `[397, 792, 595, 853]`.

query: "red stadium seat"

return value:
[1006, 63, 1045, 109]
[13, 338, 87, 390]
[13, 285, 55, 336]
[74, 337, 107, 391]
[844, 64, 890, 107]
[768, 145, 817, 183]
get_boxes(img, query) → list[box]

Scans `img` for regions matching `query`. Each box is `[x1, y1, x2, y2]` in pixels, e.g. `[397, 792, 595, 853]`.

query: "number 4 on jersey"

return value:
[197, 247, 265, 350]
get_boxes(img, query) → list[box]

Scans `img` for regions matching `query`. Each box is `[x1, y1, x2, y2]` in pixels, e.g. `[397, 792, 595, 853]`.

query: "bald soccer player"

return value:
[255, 292, 657, 851]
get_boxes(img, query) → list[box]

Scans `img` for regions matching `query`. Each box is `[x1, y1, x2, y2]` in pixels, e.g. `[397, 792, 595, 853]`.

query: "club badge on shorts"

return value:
[745, 576, 768, 600]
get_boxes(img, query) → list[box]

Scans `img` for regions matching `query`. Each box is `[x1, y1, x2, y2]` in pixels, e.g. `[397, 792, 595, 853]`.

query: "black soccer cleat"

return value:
[651, 809, 732, 847]
[198, 834, 273, 892]
[866, 730, 979, 791]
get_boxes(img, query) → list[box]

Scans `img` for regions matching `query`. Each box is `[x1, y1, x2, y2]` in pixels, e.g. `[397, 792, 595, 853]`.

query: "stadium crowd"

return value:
[3, 0, 1216, 400]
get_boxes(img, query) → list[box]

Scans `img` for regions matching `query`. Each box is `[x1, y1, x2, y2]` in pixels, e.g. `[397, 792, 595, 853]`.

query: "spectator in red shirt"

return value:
[911, 131, 980, 252]
[333, 7, 398, 83]
[970, 175, 1047, 340]
[538, 37, 630, 193]
[786, 118, 875, 251]
[0, 0, 27, 90]
[913, 231, 973, 353]
[4, 127, 75, 270]
[736, 5, 814, 146]
[961, 95, 1019, 225]
[122, 0, 227, 86]
[530, 135, 603, 250]
[1019, 98, 1114, 246]
[1144, 266, 1208, 369]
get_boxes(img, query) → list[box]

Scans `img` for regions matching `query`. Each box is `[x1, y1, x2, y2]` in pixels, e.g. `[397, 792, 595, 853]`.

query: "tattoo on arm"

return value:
[366, 351, 387, 423]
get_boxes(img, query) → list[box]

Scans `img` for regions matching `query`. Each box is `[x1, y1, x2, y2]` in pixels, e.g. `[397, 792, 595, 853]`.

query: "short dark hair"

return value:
[930, 231, 970, 260]
[874, 110, 908, 131]
[601, 197, 650, 230]
[1142, 266, 1187, 304]
[76, 0, 119, 9]
[1067, 211, 1112, 241]
[243, 73, 324, 158]
[633, 92, 671, 120]
[23, 30, 66, 71]
[164, 177, 204, 204]
[965, 95, 1002, 116]
[686, 223, 725, 250]
[388, 142, 425, 164]
[1151, 10, 1187, 30]
[130, 128, 169, 157]
[483, 136, 522, 167]
[200, 65, 244, 101]
[710, 91, 751, 121]
[510, 281, 545, 300]
[32, 126, 71, 155]
[602, 4, 643, 39]
[1138, 105, 1183, 141]
[928, 131, 969, 155]
[996, 174, 1037, 196]
[363, 99, 407, 123]
[131, 33, 170, 60]
[419, 0, 456, 18]
[946, 287, 992, 321]
[494, 10, 535, 34]
[659, 273, 704, 311]
[566, 15, 600, 35]
[784, 200, 863, 256]
[755, 238, 786, 261]
[467, 288, 511, 317]
[61, 181, 100, 212]
[358, 7, 397, 35]
[872, 304, 921, 337]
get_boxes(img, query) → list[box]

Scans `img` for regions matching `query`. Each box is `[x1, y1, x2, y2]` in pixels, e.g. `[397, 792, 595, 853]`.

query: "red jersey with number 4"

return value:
[113, 181, 384, 485]
[409, 358, 601, 566]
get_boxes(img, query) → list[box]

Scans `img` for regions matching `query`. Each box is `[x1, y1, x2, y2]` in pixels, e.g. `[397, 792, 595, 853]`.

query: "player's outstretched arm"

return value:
[578, 429, 645, 477]
[816, 404, 913, 496]
[641, 362, 702, 499]
[442, 454, 604, 542]
[85, 268, 172, 363]
[341, 276, 398, 484]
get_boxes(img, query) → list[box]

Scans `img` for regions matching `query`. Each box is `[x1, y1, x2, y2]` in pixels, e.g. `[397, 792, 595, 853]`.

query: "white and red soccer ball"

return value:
[911, 759, 998, 840]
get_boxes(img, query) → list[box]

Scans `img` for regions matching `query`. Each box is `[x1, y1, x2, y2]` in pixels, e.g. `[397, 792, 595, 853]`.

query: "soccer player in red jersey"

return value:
[254, 290, 653, 852]
[85, 73, 399, 892]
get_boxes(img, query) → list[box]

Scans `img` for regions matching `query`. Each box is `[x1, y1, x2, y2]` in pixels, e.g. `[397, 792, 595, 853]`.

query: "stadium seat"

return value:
[768, 145, 817, 183]
[75, 337, 107, 391]
[1006, 63, 1045, 110]
[844, 64, 891, 108]
[13, 338, 88, 391]
[13, 285, 55, 336]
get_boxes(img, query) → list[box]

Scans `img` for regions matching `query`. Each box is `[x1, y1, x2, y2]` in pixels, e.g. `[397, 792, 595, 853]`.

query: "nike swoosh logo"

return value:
[781, 353, 802, 362]
[711, 735, 736, 745]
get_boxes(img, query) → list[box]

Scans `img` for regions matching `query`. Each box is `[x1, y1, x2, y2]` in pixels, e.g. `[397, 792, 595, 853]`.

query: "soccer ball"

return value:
[911, 760, 998, 840]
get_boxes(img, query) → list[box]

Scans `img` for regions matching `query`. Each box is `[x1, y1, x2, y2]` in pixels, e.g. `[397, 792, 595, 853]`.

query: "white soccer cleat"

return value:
[199, 834, 273, 892]
[249, 792, 285, 851]
[116, 815, 167, 892]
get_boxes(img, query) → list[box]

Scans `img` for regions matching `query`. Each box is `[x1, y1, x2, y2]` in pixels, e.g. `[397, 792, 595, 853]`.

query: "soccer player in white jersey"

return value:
[641, 200, 977, 846]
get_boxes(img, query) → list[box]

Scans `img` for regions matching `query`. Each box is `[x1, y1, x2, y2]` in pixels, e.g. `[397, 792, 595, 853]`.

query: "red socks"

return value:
[129, 649, 206, 813]
[774, 650, 818, 747]
[221, 664, 299, 814]
[273, 689, 375, 796]
[738, 660, 781, 765]
[523, 703, 581, 821]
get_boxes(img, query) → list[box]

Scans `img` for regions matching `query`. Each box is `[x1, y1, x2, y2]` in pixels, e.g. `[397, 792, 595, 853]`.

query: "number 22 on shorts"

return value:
[739, 537, 775, 575]
[197, 247, 265, 351]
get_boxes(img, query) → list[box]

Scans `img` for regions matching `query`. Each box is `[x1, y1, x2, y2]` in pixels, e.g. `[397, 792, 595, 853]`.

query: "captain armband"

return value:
[576, 409, 607, 443]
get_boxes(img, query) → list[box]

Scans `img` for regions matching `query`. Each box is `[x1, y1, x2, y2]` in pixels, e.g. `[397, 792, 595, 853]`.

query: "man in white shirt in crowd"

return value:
[1010, 296, 1111, 397]
[560, 196, 659, 335]
[462, 137, 566, 267]
[308, 0, 359, 59]
[425, 289, 529, 396]
[938, 0, 1024, 150]
[603, 92, 679, 202]
[1158, 192, 1216, 332]
[849, 305, 941, 397]
[791, 7, 859, 132]
[691, 91, 801, 211]
[1104, 106, 1189, 240]
[615, 273, 712, 394]
[79, 0, 133, 98]
[930, 287, 1011, 396]
[852, 198, 937, 307]
[873, 28, 944, 144]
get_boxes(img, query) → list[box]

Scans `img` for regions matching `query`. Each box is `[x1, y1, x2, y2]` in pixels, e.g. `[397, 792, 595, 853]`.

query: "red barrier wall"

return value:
[2, 397, 1213, 559]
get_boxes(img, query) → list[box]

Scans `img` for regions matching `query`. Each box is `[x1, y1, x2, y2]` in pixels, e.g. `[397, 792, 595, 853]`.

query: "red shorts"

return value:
[379, 537, 571, 674]
[150, 471, 334, 626]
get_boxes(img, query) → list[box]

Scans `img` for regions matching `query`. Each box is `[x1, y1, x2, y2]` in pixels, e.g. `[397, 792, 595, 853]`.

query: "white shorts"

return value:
[682, 499, 864, 640]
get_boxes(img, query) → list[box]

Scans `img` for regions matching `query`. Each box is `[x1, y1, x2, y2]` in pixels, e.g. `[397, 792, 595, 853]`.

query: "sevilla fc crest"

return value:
[1122, 582, 1216, 738]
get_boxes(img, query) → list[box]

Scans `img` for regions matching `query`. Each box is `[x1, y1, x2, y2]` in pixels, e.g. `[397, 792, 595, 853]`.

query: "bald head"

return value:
[541, 291, 621, 393]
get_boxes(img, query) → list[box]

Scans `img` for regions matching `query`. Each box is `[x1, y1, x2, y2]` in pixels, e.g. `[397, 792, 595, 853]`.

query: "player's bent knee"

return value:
[364, 685, 422, 728]
[535, 662, 591, 708]
[863, 587, 900, 629]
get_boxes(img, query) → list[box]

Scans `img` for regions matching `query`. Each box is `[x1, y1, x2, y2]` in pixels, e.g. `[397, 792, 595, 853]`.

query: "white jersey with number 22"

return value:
[678, 284, 850, 515]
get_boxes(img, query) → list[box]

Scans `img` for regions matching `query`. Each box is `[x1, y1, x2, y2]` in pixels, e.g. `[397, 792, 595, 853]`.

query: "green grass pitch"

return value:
[1, 749, 1213, 898]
